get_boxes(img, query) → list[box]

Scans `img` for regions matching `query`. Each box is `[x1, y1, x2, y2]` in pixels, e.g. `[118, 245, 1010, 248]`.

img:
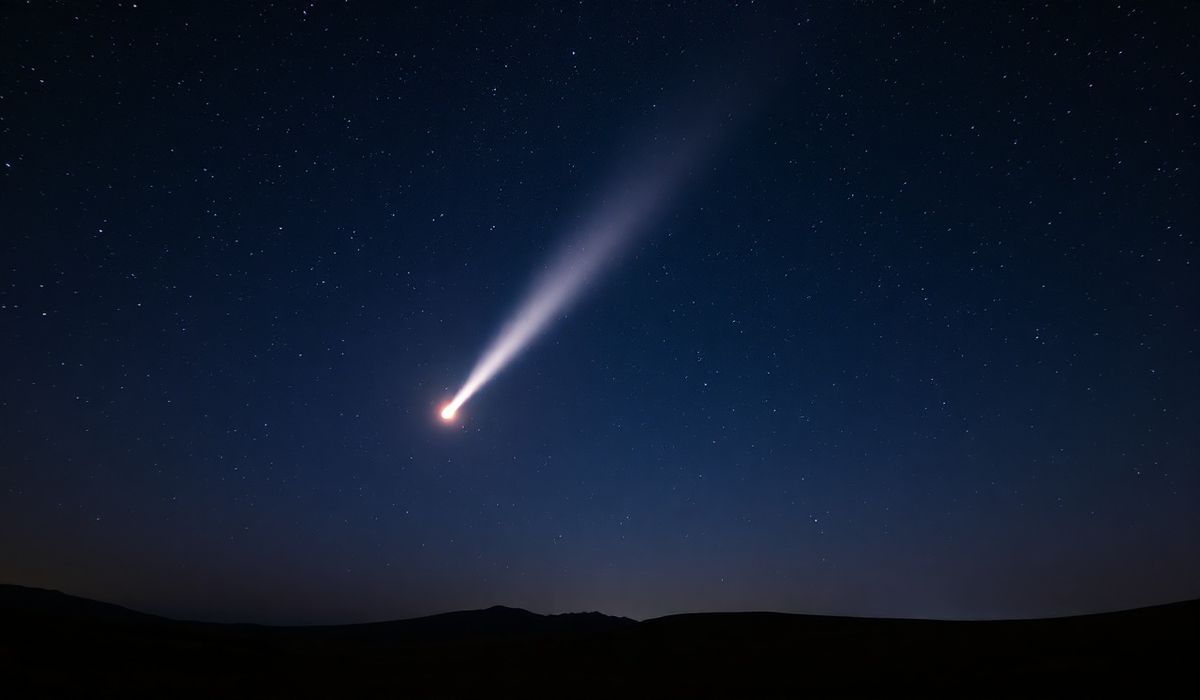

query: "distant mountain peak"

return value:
[482, 604, 532, 613]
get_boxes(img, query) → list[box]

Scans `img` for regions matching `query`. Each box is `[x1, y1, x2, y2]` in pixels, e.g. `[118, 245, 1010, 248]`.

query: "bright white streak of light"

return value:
[442, 149, 696, 418]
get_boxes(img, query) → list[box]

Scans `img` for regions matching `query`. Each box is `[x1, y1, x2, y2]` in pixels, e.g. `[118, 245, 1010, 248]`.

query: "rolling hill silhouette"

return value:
[2, 584, 1195, 694]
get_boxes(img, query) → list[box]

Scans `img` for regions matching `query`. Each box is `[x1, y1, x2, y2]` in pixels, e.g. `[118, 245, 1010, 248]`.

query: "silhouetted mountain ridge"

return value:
[319, 602, 635, 641]
[3, 584, 1197, 693]
[0, 584, 635, 640]
[0, 583, 166, 624]
[3, 583, 1197, 630]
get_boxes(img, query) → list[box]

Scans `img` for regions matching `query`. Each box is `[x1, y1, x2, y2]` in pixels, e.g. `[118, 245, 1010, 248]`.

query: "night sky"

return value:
[2, 2, 1197, 625]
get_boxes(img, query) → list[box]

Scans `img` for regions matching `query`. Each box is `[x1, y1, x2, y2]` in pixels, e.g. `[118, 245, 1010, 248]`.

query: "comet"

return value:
[439, 104, 731, 421]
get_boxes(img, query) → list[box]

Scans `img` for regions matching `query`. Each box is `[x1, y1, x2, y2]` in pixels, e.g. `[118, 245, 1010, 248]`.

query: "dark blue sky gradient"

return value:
[1, 2, 1197, 624]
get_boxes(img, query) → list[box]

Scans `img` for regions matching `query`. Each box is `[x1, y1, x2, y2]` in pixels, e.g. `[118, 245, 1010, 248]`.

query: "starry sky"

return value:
[2, 2, 1197, 625]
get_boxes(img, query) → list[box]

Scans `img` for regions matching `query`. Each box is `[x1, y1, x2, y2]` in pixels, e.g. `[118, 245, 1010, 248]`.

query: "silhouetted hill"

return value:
[315, 604, 635, 641]
[0, 584, 166, 624]
[1, 584, 1195, 694]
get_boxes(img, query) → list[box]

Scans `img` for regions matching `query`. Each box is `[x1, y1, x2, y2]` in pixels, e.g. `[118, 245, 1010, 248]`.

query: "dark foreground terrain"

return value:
[1, 584, 1195, 695]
